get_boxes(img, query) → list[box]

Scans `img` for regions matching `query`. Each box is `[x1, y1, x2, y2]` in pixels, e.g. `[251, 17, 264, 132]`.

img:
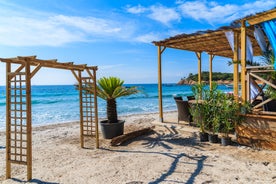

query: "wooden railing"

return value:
[246, 65, 276, 115]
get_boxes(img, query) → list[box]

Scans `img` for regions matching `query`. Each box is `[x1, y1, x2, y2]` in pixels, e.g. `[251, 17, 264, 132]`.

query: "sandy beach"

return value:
[0, 111, 275, 184]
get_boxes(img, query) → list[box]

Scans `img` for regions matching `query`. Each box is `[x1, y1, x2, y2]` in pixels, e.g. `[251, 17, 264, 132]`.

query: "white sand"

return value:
[0, 111, 275, 184]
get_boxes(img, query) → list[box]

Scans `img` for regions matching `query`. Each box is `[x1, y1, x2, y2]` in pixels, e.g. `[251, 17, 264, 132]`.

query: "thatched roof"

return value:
[153, 8, 276, 58]
[153, 26, 263, 58]
[236, 8, 276, 25]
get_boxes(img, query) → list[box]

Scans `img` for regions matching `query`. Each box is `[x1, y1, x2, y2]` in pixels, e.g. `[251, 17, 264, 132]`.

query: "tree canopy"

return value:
[183, 72, 233, 81]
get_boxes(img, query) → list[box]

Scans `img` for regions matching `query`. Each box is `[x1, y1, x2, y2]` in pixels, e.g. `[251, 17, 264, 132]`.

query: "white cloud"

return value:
[51, 15, 121, 34]
[0, 2, 133, 46]
[178, 0, 276, 24]
[148, 5, 180, 25]
[134, 33, 161, 43]
[126, 4, 147, 14]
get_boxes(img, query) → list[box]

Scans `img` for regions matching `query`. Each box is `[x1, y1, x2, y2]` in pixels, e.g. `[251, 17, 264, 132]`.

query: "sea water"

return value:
[0, 84, 232, 129]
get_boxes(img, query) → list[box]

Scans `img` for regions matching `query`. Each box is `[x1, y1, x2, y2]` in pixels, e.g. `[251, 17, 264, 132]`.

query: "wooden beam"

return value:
[0, 56, 94, 71]
[242, 112, 276, 120]
[246, 9, 276, 25]
[6, 63, 11, 179]
[250, 72, 276, 89]
[209, 54, 214, 89]
[71, 70, 80, 81]
[158, 46, 165, 122]
[241, 20, 247, 102]
[9, 64, 25, 80]
[25, 62, 32, 181]
[253, 97, 273, 110]
[30, 63, 42, 78]
[78, 71, 84, 148]
[195, 52, 202, 84]
[92, 68, 99, 149]
[233, 32, 240, 101]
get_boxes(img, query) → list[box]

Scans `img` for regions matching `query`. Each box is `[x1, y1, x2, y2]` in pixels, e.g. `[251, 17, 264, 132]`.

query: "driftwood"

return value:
[110, 126, 155, 146]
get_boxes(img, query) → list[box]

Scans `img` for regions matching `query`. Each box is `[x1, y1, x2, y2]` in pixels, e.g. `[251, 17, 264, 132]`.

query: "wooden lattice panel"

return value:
[81, 77, 96, 137]
[9, 73, 28, 165]
[5, 62, 32, 180]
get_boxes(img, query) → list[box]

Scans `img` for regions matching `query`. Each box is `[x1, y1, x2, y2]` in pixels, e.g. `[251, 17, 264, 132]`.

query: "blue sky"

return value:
[0, 0, 275, 85]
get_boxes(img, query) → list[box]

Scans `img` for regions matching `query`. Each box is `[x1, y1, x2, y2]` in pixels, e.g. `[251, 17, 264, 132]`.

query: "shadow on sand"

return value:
[102, 128, 212, 184]
[9, 178, 59, 184]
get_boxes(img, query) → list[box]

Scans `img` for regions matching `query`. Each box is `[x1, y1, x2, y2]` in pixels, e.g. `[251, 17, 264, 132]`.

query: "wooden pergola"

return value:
[0, 56, 99, 180]
[153, 8, 276, 122]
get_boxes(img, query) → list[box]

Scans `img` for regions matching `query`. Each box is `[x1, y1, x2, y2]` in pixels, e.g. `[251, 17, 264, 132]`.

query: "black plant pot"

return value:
[199, 132, 209, 142]
[208, 134, 219, 143]
[221, 137, 231, 146]
[100, 120, 125, 139]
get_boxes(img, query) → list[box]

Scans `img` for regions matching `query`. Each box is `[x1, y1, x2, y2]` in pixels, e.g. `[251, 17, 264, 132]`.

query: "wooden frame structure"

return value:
[0, 56, 99, 180]
[153, 8, 276, 122]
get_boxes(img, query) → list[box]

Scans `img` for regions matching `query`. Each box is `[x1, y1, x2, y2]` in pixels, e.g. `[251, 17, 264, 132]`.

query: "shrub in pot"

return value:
[218, 94, 243, 146]
[190, 84, 208, 142]
[202, 83, 221, 143]
[84, 76, 139, 139]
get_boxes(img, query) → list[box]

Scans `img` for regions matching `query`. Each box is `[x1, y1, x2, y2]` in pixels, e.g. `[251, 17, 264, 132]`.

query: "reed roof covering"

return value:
[153, 26, 263, 58]
[153, 8, 276, 58]
[238, 8, 276, 25]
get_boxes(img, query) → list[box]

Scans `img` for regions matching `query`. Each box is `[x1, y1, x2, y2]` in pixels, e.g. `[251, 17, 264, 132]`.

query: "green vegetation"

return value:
[182, 72, 233, 81]
[84, 76, 140, 123]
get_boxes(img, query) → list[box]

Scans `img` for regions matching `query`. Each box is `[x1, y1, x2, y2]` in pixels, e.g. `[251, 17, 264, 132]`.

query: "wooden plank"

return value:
[110, 126, 155, 146]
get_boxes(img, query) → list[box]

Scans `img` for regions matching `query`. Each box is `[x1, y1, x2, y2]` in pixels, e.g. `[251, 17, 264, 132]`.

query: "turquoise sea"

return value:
[0, 84, 232, 129]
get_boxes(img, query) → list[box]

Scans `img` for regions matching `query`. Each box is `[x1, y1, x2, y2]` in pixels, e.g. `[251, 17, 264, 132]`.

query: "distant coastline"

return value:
[178, 71, 233, 85]
[177, 79, 233, 85]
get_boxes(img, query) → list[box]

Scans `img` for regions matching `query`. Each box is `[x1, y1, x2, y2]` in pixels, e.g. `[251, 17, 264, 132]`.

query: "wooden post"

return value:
[241, 20, 247, 102]
[158, 46, 166, 122]
[78, 71, 84, 148]
[6, 62, 11, 179]
[196, 52, 202, 84]
[25, 61, 32, 180]
[209, 54, 214, 89]
[92, 68, 99, 148]
[233, 31, 240, 101]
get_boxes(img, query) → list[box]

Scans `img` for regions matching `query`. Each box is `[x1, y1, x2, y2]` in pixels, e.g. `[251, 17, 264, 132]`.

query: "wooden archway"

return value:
[0, 56, 99, 180]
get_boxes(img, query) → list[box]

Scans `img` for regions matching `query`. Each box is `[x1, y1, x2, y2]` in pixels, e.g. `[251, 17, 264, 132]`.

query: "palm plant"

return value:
[85, 76, 140, 123]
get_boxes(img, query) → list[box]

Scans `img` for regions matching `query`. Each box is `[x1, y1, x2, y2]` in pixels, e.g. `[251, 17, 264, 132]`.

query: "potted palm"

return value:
[84, 76, 139, 139]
